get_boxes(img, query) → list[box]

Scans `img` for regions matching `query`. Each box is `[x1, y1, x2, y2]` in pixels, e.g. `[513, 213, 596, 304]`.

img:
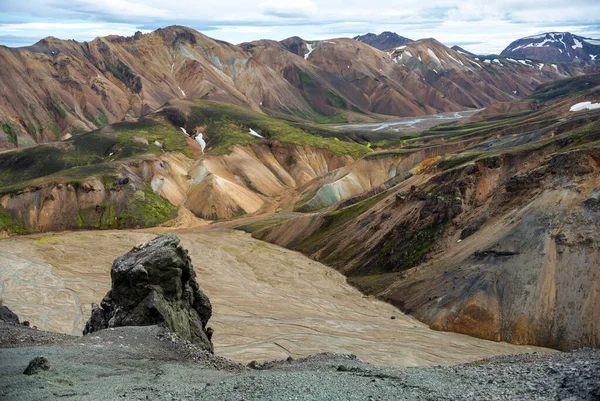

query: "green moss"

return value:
[29, 104, 44, 132]
[235, 217, 290, 234]
[296, 67, 313, 85]
[0, 206, 29, 235]
[525, 73, 600, 103]
[105, 60, 143, 94]
[2, 122, 17, 145]
[51, 100, 67, 119]
[128, 188, 177, 227]
[187, 101, 366, 157]
[327, 91, 346, 109]
[317, 192, 388, 233]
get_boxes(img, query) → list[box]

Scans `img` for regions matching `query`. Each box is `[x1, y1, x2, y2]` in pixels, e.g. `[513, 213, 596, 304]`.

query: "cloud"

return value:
[0, 0, 598, 52]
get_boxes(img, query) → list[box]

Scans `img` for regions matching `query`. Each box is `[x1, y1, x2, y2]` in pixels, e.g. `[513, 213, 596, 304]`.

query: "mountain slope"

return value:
[501, 32, 600, 63]
[353, 31, 413, 50]
[0, 26, 589, 150]
[246, 74, 600, 351]
[0, 26, 314, 149]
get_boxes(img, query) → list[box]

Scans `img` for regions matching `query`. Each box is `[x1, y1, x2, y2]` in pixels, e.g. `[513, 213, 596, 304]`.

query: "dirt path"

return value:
[0, 228, 550, 367]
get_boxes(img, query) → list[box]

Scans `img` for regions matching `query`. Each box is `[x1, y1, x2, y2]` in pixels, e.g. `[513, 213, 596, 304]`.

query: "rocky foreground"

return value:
[1, 233, 598, 400]
[0, 321, 598, 401]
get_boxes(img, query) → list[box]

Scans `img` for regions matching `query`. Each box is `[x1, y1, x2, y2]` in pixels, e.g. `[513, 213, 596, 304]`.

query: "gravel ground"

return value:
[0, 322, 598, 401]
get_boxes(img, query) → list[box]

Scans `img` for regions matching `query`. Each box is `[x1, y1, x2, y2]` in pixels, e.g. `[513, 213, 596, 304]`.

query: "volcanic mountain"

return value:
[243, 74, 600, 351]
[353, 31, 413, 50]
[0, 26, 587, 150]
[501, 32, 600, 63]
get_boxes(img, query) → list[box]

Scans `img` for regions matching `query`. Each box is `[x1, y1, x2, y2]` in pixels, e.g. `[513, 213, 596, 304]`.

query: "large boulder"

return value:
[0, 305, 20, 324]
[83, 234, 213, 351]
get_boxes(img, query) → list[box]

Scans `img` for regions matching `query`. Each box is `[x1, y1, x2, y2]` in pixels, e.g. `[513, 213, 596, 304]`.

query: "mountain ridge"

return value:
[501, 32, 600, 63]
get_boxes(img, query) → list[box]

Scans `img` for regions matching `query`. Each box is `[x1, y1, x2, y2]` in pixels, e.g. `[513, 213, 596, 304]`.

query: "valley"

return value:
[0, 26, 599, 369]
[0, 228, 550, 367]
[333, 109, 482, 132]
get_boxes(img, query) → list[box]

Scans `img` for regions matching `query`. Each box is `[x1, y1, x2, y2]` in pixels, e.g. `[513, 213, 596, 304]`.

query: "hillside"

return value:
[242, 74, 600, 351]
[501, 32, 600, 63]
[0, 26, 587, 150]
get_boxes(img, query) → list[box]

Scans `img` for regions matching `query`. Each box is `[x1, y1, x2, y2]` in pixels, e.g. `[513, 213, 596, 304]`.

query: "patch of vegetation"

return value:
[0, 206, 29, 235]
[126, 188, 177, 227]
[187, 100, 367, 157]
[317, 192, 388, 233]
[288, 155, 297, 165]
[2, 122, 17, 145]
[327, 91, 346, 109]
[29, 104, 44, 131]
[355, 223, 447, 276]
[525, 73, 600, 104]
[235, 217, 290, 234]
[296, 67, 313, 85]
[111, 117, 191, 158]
[105, 60, 143, 93]
[51, 100, 67, 119]
[437, 152, 481, 171]
[83, 107, 110, 128]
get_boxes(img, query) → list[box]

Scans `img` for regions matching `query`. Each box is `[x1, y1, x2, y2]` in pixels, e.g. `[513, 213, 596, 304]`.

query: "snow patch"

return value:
[195, 133, 206, 152]
[484, 59, 491, 64]
[396, 45, 406, 50]
[427, 48, 441, 65]
[178, 86, 186, 97]
[404, 50, 413, 58]
[591, 55, 597, 61]
[572, 38, 583, 49]
[171, 62, 174, 73]
[492, 59, 503, 66]
[154, 140, 162, 148]
[304, 43, 314, 60]
[552, 64, 559, 72]
[570, 101, 600, 112]
[249, 128, 263, 138]
[538, 63, 544, 70]
[180, 127, 190, 136]
[445, 52, 464, 65]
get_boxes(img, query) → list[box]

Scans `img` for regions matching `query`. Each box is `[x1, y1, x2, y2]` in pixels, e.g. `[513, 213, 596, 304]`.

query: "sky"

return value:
[1, 0, 600, 54]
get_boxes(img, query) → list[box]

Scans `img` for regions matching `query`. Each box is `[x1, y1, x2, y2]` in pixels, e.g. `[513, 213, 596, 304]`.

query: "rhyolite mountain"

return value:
[0, 26, 587, 150]
[501, 32, 600, 63]
[244, 74, 600, 351]
[353, 31, 413, 50]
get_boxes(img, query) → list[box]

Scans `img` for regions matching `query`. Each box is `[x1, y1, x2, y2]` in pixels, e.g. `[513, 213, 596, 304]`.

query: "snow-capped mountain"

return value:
[501, 32, 600, 63]
[353, 31, 413, 51]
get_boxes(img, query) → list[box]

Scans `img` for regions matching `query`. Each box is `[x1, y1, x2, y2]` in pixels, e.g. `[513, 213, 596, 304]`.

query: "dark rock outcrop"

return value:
[83, 234, 213, 351]
[23, 357, 50, 375]
[0, 305, 20, 324]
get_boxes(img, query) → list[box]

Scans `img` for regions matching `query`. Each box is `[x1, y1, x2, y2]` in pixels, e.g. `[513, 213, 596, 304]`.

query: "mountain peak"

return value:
[353, 31, 413, 51]
[501, 32, 600, 63]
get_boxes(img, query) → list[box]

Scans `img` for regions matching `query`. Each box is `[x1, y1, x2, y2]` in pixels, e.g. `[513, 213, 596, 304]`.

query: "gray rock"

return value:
[23, 356, 50, 375]
[0, 305, 20, 324]
[83, 234, 213, 351]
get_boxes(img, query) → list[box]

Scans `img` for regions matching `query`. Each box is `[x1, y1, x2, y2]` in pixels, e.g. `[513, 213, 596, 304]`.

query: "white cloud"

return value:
[0, 0, 599, 52]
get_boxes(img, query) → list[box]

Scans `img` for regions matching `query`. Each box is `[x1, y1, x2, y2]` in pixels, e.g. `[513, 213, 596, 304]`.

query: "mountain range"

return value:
[1, 26, 599, 352]
[501, 32, 600, 63]
[0, 26, 588, 150]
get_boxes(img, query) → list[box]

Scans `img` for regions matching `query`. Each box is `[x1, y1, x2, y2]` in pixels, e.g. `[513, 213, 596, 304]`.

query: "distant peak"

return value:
[354, 31, 413, 51]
